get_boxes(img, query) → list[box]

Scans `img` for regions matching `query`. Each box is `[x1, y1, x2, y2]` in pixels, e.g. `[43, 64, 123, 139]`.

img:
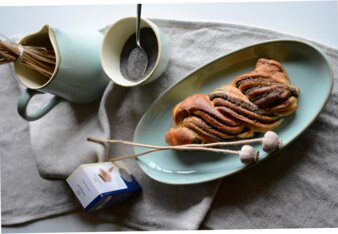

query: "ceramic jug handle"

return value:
[17, 89, 61, 121]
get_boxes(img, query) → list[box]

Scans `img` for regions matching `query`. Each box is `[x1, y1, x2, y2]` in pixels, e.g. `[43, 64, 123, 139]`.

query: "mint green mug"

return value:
[14, 25, 109, 121]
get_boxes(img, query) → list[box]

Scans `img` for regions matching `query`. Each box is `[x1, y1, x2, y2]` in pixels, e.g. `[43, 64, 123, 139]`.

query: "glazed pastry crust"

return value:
[165, 58, 300, 146]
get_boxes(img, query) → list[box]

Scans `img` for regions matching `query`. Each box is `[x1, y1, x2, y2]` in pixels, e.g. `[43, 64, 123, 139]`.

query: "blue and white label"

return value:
[67, 162, 134, 209]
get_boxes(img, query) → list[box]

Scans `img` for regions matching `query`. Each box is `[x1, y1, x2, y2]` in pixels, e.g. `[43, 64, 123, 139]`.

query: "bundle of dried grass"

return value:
[0, 37, 56, 78]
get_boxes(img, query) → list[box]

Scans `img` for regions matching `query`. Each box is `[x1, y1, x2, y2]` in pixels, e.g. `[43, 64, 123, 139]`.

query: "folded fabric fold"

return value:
[29, 93, 109, 179]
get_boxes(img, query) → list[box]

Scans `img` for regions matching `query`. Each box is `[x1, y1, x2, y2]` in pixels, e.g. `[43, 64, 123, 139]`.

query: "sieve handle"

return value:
[17, 88, 61, 121]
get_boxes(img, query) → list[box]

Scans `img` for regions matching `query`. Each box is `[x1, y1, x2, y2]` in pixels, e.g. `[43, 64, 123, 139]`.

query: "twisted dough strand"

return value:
[165, 58, 300, 146]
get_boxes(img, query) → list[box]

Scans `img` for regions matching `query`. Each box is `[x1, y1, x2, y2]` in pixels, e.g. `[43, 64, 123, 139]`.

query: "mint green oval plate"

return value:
[134, 40, 333, 185]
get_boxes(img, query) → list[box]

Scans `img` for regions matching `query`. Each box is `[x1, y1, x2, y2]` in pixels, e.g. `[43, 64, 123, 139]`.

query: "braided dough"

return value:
[165, 58, 300, 146]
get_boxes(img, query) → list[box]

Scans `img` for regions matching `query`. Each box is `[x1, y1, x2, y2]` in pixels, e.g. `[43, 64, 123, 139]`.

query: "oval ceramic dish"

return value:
[133, 40, 333, 185]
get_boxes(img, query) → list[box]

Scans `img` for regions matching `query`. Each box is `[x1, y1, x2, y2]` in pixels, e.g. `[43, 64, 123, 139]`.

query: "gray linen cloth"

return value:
[1, 19, 338, 230]
[0, 64, 76, 225]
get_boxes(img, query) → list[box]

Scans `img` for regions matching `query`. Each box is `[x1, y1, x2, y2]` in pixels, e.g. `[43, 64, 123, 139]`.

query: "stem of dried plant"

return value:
[87, 137, 263, 162]
[0, 39, 56, 78]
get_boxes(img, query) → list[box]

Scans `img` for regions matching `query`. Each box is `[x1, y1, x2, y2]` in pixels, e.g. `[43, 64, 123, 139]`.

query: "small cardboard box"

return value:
[66, 161, 141, 211]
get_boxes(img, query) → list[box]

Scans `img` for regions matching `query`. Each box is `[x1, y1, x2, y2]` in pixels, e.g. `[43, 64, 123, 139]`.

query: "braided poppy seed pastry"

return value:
[165, 58, 300, 146]
[232, 58, 299, 116]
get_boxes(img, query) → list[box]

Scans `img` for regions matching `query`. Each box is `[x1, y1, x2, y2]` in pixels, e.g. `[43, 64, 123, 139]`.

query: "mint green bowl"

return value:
[134, 40, 333, 185]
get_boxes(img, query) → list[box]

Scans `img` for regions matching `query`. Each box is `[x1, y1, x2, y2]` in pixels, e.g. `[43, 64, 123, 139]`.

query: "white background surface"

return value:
[1, 0, 338, 48]
[1, 0, 338, 233]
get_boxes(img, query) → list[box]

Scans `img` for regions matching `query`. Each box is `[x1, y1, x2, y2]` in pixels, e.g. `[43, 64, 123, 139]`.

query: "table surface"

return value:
[1, 1, 338, 233]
